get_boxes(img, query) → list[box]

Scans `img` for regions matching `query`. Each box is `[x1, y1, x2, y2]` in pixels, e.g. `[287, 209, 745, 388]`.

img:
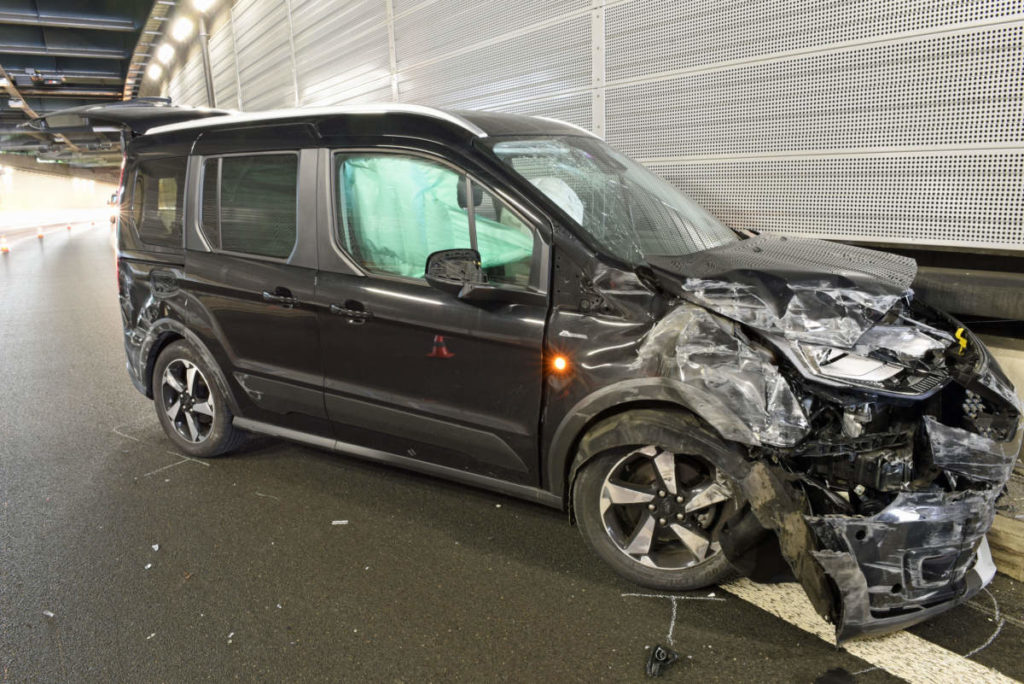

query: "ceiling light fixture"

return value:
[171, 17, 194, 41]
[193, 0, 217, 12]
[147, 64, 163, 80]
[156, 43, 175, 64]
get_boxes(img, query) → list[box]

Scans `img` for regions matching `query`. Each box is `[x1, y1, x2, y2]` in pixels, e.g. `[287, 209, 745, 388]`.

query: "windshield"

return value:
[488, 136, 738, 266]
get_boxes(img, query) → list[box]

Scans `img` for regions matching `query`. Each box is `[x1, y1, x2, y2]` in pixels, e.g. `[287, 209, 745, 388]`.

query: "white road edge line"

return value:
[721, 578, 1020, 684]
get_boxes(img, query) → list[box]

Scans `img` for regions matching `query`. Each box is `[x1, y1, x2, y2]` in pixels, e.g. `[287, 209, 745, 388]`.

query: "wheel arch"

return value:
[544, 378, 759, 513]
[140, 319, 241, 416]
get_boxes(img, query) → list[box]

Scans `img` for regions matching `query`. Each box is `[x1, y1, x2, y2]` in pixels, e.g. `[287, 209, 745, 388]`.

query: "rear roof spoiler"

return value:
[24, 98, 230, 136]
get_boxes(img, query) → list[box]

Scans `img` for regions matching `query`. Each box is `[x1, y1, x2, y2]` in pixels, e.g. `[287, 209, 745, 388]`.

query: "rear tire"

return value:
[573, 413, 739, 591]
[153, 340, 245, 458]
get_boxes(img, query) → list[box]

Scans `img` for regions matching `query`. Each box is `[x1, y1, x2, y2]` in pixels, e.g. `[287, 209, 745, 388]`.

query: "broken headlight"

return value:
[779, 342, 948, 398]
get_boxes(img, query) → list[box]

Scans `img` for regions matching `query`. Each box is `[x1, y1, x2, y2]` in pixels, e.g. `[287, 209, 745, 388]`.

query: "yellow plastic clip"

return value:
[955, 328, 968, 356]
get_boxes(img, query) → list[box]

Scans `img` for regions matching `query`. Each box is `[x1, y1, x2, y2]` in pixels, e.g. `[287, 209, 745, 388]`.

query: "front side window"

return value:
[200, 154, 298, 259]
[335, 153, 535, 286]
[488, 136, 738, 266]
[134, 157, 186, 248]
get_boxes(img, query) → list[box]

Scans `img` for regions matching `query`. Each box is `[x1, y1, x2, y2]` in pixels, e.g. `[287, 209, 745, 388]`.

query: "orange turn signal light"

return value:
[551, 355, 569, 373]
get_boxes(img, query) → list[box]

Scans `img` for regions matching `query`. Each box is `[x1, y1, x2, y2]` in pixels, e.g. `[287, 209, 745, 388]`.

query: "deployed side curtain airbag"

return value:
[341, 156, 533, 278]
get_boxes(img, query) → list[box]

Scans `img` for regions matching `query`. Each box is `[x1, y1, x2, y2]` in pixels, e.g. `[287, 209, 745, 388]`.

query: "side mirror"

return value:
[425, 249, 542, 306]
[425, 248, 486, 296]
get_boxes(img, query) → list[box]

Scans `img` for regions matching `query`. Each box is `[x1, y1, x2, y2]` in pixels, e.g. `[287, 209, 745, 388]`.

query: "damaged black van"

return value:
[88, 101, 1019, 642]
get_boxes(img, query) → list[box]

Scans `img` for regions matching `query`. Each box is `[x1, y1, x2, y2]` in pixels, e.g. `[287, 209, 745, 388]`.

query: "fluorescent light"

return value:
[156, 43, 175, 65]
[193, 0, 216, 12]
[147, 63, 163, 80]
[171, 17, 193, 41]
[8, 98, 24, 108]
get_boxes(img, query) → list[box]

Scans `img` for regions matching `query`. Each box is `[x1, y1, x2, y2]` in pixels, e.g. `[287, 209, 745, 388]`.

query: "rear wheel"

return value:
[573, 423, 739, 590]
[153, 340, 245, 458]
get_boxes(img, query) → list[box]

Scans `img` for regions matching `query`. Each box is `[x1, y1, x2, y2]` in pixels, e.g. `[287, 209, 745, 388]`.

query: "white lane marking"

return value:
[621, 592, 726, 646]
[722, 579, 1020, 684]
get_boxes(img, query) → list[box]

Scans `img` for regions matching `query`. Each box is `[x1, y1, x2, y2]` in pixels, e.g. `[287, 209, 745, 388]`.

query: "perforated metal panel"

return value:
[495, 92, 592, 132]
[397, 15, 591, 109]
[393, 0, 589, 70]
[162, 0, 1024, 251]
[652, 153, 1024, 249]
[605, 0, 1024, 82]
[606, 24, 1023, 158]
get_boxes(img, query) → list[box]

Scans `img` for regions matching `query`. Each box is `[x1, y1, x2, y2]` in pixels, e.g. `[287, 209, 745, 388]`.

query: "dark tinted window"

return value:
[200, 158, 220, 248]
[217, 154, 298, 259]
[135, 157, 186, 248]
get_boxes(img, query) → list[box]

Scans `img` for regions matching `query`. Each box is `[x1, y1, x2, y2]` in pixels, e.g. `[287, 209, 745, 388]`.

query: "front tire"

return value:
[573, 414, 739, 591]
[153, 340, 245, 458]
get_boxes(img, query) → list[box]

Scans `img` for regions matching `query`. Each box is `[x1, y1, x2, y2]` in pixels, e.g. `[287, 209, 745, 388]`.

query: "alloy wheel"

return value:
[599, 445, 734, 570]
[160, 358, 215, 444]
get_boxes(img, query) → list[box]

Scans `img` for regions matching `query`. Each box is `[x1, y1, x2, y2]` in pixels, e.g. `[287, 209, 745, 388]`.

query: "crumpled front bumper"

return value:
[805, 423, 1020, 642]
[807, 492, 1000, 641]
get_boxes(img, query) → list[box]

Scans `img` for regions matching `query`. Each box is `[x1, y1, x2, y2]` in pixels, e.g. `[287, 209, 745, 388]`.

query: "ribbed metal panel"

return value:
[208, 11, 238, 110]
[176, 47, 208, 108]
[290, 0, 391, 106]
[398, 16, 591, 108]
[232, 0, 296, 110]
[165, 65, 185, 107]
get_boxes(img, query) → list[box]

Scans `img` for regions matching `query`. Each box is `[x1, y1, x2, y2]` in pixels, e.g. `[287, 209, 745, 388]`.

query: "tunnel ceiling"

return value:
[0, 0, 161, 167]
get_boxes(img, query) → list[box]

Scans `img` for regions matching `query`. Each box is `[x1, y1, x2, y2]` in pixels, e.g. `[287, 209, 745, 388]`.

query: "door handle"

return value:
[262, 287, 298, 308]
[330, 301, 373, 322]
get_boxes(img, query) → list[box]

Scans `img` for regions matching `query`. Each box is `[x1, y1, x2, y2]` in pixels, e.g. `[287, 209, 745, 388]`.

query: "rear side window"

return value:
[134, 157, 186, 248]
[200, 154, 298, 259]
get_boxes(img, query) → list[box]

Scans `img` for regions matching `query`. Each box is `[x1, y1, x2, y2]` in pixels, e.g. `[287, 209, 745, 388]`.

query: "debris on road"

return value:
[144, 563, 152, 570]
[814, 668, 856, 683]
[42, 610, 55, 618]
[151, 544, 159, 551]
[146, 633, 156, 641]
[645, 644, 679, 677]
[331, 520, 349, 526]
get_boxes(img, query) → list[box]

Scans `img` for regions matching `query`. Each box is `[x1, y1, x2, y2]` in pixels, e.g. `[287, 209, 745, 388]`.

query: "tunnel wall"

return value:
[163, 0, 1024, 252]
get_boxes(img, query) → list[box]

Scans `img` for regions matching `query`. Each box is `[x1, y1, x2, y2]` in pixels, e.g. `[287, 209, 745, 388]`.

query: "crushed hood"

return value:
[646, 236, 918, 348]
